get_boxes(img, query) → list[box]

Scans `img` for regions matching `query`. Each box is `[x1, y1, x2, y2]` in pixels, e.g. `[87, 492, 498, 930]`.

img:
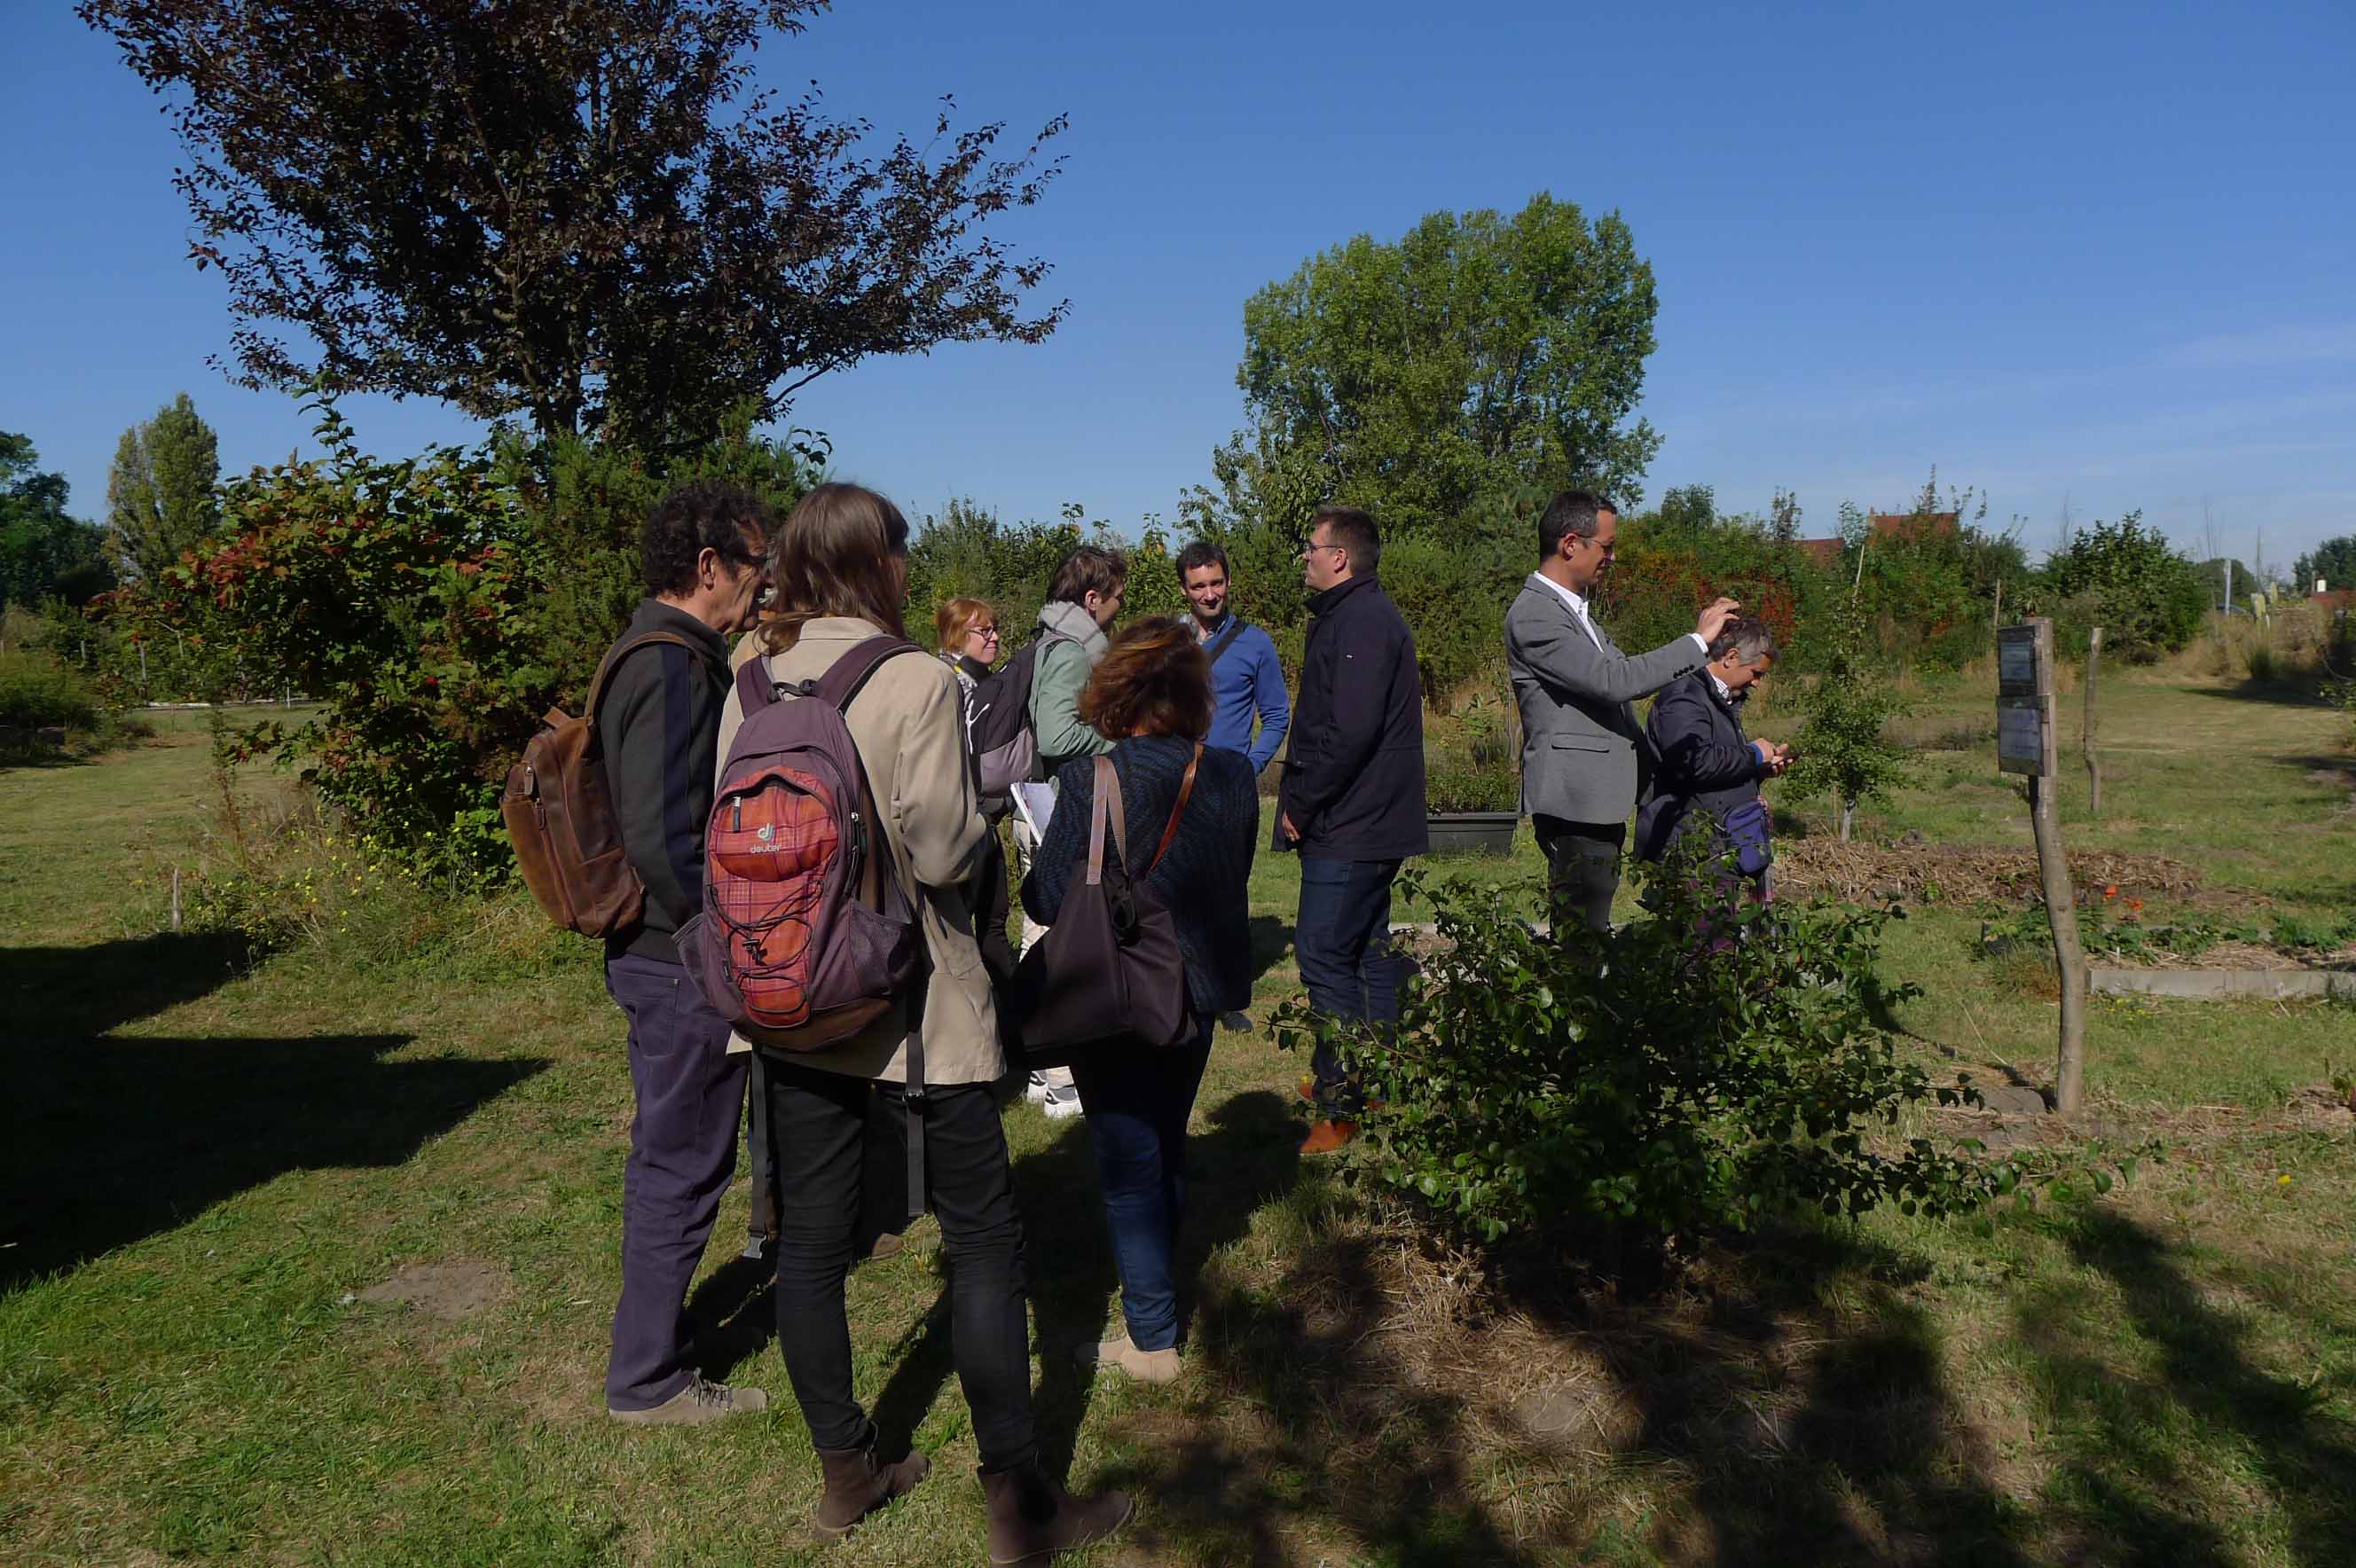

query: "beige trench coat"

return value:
[713, 616, 1001, 1085]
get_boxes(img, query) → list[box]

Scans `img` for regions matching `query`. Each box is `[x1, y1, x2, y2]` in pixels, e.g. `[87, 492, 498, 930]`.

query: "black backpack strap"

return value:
[585, 629, 697, 723]
[1205, 617, 1248, 666]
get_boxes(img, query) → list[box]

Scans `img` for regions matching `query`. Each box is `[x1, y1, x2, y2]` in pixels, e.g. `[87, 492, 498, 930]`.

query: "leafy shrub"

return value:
[1380, 532, 1500, 703]
[2033, 513, 2208, 662]
[1423, 759, 1519, 812]
[1276, 852, 2116, 1250]
[100, 403, 812, 881]
[0, 649, 104, 734]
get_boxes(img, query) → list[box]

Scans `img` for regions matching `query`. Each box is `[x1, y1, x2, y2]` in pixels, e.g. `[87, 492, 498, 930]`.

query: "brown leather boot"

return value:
[978, 1461, 1134, 1564]
[811, 1440, 929, 1541]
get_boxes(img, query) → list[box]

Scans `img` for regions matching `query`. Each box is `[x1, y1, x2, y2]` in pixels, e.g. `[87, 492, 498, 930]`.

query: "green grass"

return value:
[4, 671, 2356, 1564]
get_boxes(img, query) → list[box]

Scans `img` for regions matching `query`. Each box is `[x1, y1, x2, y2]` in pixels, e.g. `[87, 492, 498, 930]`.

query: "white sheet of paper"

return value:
[1011, 780, 1059, 840]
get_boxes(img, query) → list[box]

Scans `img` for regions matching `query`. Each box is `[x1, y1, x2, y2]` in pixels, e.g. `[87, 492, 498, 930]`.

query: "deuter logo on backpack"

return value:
[677, 638, 923, 1050]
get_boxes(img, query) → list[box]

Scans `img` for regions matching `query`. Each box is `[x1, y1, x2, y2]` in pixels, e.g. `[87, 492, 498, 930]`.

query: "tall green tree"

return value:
[0, 435, 114, 608]
[80, 0, 1068, 452]
[106, 392, 221, 581]
[1204, 193, 1661, 547]
[2292, 536, 2356, 594]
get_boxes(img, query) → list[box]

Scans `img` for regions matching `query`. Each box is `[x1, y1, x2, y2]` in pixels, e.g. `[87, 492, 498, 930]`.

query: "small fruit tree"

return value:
[1785, 598, 1907, 842]
[1276, 846, 2131, 1254]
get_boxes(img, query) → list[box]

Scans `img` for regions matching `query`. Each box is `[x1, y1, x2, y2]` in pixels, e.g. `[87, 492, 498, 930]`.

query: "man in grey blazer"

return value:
[1505, 490, 1740, 934]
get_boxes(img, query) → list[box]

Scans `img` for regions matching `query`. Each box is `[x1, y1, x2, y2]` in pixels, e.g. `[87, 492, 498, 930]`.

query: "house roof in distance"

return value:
[1793, 511, 1961, 568]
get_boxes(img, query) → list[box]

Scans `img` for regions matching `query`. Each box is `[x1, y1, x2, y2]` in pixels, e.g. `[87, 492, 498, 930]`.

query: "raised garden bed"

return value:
[1425, 811, 1518, 857]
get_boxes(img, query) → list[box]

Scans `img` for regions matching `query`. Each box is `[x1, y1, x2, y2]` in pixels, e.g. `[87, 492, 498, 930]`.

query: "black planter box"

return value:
[1425, 811, 1518, 857]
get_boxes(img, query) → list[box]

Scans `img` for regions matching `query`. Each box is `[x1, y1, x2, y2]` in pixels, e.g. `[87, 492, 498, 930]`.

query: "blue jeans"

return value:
[1068, 1020, 1214, 1352]
[1293, 857, 1403, 1116]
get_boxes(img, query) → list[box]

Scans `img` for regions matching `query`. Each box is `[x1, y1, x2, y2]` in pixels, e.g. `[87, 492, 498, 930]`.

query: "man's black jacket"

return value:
[596, 599, 733, 963]
[1634, 669, 1771, 863]
[1279, 573, 1428, 861]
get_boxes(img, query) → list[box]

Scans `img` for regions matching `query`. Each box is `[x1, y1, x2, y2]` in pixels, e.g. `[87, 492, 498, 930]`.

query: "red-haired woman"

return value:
[1021, 616, 1260, 1384]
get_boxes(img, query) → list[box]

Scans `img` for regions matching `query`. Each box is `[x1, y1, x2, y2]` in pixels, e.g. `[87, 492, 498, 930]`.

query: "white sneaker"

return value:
[1024, 1072, 1051, 1104]
[1041, 1083, 1086, 1120]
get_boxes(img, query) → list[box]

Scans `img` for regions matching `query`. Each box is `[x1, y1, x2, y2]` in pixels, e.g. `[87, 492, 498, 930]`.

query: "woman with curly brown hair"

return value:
[1020, 616, 1260, 1384]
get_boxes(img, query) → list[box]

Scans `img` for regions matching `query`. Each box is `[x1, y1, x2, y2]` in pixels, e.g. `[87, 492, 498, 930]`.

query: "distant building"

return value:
[1794, 511, 1960, 570]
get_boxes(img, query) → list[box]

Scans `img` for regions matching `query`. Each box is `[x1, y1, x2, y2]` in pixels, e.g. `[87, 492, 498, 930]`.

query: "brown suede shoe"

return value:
[1296, 1119, 1358, 1156]
[1074, 1336, 1182, 1384]
[979, 1462, 1133, 1565]
[607, 1376, 767, 1425]
[812, 1439, 929, 1541]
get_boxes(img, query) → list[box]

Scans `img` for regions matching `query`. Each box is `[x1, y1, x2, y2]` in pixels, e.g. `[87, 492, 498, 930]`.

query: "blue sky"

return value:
[5, 1, 2352, 572]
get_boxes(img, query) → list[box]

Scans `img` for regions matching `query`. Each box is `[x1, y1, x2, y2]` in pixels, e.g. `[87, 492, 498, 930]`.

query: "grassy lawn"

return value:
[4, 672, 2354, 1565]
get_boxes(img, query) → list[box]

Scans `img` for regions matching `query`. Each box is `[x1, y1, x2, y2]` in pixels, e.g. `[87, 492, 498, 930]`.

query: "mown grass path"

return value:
[4, 678, 2356, 1566]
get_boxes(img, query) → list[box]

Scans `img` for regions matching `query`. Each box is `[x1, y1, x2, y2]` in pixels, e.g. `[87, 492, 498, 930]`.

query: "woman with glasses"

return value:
[936, 597, 1019, 984]
[936, 597, 1003, 733]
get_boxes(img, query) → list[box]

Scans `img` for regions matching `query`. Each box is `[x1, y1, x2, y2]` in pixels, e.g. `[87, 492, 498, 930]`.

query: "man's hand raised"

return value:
[1694, 596, 1742, 647]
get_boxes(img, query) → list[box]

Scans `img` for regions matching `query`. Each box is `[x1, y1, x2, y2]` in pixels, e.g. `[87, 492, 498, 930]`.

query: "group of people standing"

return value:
[584, 478, 1789, 1562]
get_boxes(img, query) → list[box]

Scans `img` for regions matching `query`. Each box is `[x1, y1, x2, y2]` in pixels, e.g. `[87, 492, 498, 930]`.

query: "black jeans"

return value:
[1535, 817, 1625, 935]
[1293, 856, 1403, 1117]
[765, 1059, 1036, 1470]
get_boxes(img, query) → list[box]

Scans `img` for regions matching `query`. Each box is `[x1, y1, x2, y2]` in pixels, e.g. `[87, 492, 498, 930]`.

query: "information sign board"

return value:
[1996, 620, 2056, 776]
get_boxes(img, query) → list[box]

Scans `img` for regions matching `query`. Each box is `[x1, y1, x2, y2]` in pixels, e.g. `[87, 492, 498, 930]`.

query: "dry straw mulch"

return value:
[1774, 838, 2203, 906]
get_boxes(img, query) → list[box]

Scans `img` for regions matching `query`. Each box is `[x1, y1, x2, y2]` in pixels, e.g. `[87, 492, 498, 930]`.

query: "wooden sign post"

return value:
[1998, 619, 2086, 1114]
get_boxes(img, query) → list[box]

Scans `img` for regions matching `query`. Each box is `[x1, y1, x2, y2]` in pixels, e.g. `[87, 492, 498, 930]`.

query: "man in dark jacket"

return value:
[1277, 506, 1425, 1154]
[1634, 616, 1789, 889]
[598, 481, 773, 1424]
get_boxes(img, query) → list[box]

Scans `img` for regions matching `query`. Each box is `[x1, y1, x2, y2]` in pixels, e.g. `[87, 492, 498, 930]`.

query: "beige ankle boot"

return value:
[1074, 1336, 1181, 1384]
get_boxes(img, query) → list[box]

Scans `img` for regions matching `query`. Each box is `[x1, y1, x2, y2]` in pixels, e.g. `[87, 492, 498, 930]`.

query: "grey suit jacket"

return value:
[1504, 576, 1706, 826]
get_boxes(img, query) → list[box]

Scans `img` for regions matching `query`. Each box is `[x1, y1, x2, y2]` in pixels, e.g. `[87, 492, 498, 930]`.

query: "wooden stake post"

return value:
[1999, 619, 2086, 1114]
[2082, 626, 2102, 817]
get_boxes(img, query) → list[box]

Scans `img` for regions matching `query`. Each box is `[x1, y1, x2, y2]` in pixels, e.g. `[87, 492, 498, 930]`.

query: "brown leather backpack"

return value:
[501, 630, 694, 936]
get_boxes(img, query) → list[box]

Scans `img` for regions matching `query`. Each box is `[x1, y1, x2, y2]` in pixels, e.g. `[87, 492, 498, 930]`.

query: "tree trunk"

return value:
[1838, 799, 1856, 843]
[2030, 774, 2088, 1114]
[2083, 626, 2102, 818]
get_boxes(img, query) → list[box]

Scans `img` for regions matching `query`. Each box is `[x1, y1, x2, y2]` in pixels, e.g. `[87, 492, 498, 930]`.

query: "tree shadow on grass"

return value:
[1247, 913, 1292, 984]
[2013, 1210, 2356, 1567]
[1097, 1207, 2038, 1567]
[2, 937, 547, 1292]
[2181, 680, 2342, 712]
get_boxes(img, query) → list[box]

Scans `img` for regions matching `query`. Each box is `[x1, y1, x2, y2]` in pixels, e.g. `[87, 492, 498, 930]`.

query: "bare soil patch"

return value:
[356, 1258, 511, 1321]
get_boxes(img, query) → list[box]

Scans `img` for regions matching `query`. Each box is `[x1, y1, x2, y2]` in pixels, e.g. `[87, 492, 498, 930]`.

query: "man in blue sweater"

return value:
[1177, 539, 1292, 778]
[1178, 539, 1289, 1036]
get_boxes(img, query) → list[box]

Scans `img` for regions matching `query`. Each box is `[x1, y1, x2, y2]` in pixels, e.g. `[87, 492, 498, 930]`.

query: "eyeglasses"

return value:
[969, 625, 1000, 641]
[1300, 539, 1345, 558]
